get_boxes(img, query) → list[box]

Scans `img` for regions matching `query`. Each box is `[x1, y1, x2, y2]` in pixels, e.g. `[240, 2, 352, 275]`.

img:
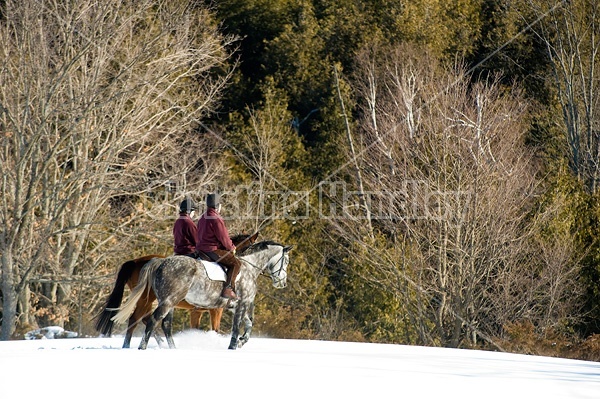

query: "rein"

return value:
[240, 248, 286, 280]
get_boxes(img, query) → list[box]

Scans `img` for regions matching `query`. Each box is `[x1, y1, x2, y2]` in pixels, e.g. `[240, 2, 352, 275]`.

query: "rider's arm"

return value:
[212, 217, 235, 252]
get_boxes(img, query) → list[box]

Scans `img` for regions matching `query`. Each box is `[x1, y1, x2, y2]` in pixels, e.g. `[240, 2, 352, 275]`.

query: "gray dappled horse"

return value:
[113, 241, 292, 350]
[95, 233, 258, 348]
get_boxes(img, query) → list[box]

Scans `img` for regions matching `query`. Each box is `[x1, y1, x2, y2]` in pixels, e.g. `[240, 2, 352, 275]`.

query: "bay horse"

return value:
[95, 233, 258, 348]
[113, 240, 292, 350]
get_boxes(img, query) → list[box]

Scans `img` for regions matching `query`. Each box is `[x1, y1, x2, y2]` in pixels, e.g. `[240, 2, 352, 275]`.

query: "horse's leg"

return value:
[210, 308, 223, 332]
[139, 303, 174, 350]
[139, 318, 154, 350]
[161, 309, 176, 349]
[190, 309, 203, 329]
[153, 333, 165, 348]
[131, 292, 165, 348]
[123, 315, 137, 349]
[145, 314, 165, 348]
[238, 302, 255, 348]
[228, 303, 247, 350]
[123, 301, 154, 348]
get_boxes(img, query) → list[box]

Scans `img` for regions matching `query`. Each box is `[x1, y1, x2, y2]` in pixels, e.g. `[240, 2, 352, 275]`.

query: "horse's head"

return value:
[267, 244, 292, 289]
[241, 241, 293, 288]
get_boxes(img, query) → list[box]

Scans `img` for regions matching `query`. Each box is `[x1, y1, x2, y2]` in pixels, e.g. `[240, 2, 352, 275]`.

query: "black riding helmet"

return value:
[206, 193, 220, 209]
[179, 198, 197, 214]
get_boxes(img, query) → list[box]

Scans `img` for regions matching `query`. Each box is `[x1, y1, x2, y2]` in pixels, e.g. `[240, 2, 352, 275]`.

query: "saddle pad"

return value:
[200, 260, 227, 282]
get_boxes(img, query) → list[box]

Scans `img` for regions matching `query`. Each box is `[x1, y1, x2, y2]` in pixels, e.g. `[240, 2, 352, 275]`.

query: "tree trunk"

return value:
[1, 251, 17, 340]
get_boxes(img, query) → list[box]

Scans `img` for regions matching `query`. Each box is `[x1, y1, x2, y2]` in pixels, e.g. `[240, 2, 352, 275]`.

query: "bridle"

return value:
[240, 246, 287, 281]
[270, 250, 287, 280]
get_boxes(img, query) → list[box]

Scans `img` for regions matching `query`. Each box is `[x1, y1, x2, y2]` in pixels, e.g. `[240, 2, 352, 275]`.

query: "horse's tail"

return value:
[111, 258, 162, 326]
[95, 259, 140, 336]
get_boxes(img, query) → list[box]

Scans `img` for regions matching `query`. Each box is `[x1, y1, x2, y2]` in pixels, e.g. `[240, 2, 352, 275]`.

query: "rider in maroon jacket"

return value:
[173, 198, 197, 256]
[196, 193, 241, 300]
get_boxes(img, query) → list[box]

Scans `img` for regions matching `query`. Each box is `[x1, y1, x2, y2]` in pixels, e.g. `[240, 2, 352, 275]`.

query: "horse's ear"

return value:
[283, 245, 293, 252]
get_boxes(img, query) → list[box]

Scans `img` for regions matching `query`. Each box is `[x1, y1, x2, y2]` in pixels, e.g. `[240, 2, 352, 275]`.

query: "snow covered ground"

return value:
[1, 330, 599, 399]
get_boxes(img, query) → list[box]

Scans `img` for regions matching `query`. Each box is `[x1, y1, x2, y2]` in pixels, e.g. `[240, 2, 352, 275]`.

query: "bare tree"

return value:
[225, 84, 309, 235]
[524, 0, 600, 193]
[489, 188, 586, 336]
[0, 0, 233, 339]
[333, 63, 373, 237]
[331, 45, 541, 348]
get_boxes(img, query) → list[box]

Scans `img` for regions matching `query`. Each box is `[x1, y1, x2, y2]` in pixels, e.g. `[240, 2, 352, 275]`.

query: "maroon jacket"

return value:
[173, 214, 197, 255]
[196, 207, 235, 252]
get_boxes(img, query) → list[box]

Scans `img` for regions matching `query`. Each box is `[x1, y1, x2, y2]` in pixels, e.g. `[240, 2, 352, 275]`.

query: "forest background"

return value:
[2, 0, 600, 360]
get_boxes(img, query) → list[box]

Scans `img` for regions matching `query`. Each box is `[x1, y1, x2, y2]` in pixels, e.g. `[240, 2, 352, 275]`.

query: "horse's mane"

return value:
[230, 233, 250, 242]
[242, 240, 283, 255]
[231, 234, 254, 255]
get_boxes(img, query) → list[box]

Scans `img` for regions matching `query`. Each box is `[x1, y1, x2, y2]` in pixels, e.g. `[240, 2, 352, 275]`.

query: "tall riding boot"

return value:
[221, 263, 240, 299]
[221, 274, 237, 299]
[214, 249, 241, 300]
[228, 262, 241, 291]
